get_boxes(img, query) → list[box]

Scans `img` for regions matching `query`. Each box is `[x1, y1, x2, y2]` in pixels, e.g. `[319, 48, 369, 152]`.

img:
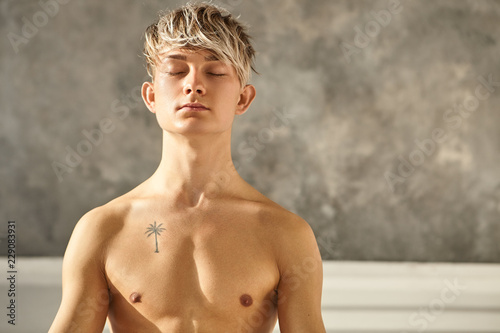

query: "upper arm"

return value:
[275, 215, 326, 333]
[49, 209, 110, 333]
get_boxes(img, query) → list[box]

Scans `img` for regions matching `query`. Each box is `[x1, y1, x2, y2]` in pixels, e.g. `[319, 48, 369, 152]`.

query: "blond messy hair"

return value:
[143, 2, 257, 87]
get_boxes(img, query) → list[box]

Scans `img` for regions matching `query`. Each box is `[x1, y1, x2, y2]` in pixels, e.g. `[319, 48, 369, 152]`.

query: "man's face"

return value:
[143, 48, 253, 136]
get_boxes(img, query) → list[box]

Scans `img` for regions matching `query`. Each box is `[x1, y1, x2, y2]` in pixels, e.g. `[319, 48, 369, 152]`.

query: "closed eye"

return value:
[166, 72, 185, 76]
[208, 73, 226, 77]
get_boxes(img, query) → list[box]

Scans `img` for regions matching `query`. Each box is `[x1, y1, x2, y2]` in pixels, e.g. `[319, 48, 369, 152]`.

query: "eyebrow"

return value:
[162, 54, 220, 62]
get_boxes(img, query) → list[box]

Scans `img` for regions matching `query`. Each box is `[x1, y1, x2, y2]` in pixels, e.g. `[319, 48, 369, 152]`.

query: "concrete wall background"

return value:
[1, 0, 499, 261]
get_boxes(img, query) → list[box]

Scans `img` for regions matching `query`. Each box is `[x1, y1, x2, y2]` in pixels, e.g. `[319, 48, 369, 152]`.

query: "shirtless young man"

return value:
[49, 3, 325, 332]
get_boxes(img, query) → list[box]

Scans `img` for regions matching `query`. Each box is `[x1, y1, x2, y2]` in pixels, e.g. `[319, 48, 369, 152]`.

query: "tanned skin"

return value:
[49, 48, 325, 333]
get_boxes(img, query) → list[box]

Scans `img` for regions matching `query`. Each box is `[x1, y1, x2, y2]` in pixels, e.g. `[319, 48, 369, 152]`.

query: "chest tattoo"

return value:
[145, 221, 166, 253]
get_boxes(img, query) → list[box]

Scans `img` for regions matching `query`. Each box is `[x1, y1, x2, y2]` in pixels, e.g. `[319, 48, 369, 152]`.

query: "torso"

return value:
[102, 188, 284, 333]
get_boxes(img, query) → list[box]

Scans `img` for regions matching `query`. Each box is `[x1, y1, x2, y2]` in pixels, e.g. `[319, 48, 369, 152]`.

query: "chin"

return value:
[160, 124, 225, 136]
[159, 119, 233, 136]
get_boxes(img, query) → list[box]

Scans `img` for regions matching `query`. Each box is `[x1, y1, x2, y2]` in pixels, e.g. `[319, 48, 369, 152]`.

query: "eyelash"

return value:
[166, 72, 225, 77]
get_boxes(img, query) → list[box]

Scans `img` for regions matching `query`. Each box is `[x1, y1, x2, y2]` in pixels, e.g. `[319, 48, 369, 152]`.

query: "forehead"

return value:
[159, 48, 221, 63]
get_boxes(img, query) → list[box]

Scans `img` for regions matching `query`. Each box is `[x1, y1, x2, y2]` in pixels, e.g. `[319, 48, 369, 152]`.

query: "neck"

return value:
[149, 129, 241, 207]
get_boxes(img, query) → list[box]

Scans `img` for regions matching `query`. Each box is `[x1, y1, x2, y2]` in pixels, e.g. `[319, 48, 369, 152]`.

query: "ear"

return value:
[235, 84, 256, 115]
[142, 81, 156, 113]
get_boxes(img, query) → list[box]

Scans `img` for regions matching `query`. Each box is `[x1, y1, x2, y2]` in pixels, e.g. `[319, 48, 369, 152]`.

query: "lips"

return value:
[179, 103, 209, 111]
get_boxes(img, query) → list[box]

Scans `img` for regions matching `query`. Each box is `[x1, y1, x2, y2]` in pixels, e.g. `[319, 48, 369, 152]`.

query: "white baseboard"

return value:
[319, 261, 500, 333]
[1, 258, 499, 333]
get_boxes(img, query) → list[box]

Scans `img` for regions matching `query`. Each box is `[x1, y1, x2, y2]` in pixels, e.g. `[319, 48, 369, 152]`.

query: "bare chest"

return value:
[104, 211, 279, 331]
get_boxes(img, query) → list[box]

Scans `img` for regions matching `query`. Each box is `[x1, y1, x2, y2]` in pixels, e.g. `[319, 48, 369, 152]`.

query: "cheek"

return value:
[151, 81, 178, 128]
[218, 83, 241, 107]
[153, 81, 175, 107]
[217, 89, 240, 121]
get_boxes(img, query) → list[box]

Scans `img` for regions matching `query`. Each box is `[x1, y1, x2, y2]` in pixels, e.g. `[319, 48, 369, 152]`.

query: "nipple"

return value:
[272, 289, 278, 304]
[129, 292, 142, 303]
[240, 294, 253, 307]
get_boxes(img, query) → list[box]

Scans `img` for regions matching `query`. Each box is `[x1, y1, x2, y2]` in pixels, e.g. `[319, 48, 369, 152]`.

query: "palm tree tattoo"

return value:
[145, 221, 166, 253]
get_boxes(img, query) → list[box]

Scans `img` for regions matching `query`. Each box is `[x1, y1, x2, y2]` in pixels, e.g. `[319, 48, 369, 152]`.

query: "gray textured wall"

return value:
[1, 0, 499, 262]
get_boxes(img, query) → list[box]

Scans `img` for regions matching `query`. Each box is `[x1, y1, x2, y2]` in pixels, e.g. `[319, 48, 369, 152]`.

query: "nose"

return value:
[183, 70, 206, 96]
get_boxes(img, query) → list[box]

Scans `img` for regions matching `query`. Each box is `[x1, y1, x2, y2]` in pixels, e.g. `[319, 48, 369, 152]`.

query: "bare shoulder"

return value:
[77, 199, 129, 233]
[253, 198, 321, 267]
[258, 199, 316, 242]
[68, 194, 135, 253]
